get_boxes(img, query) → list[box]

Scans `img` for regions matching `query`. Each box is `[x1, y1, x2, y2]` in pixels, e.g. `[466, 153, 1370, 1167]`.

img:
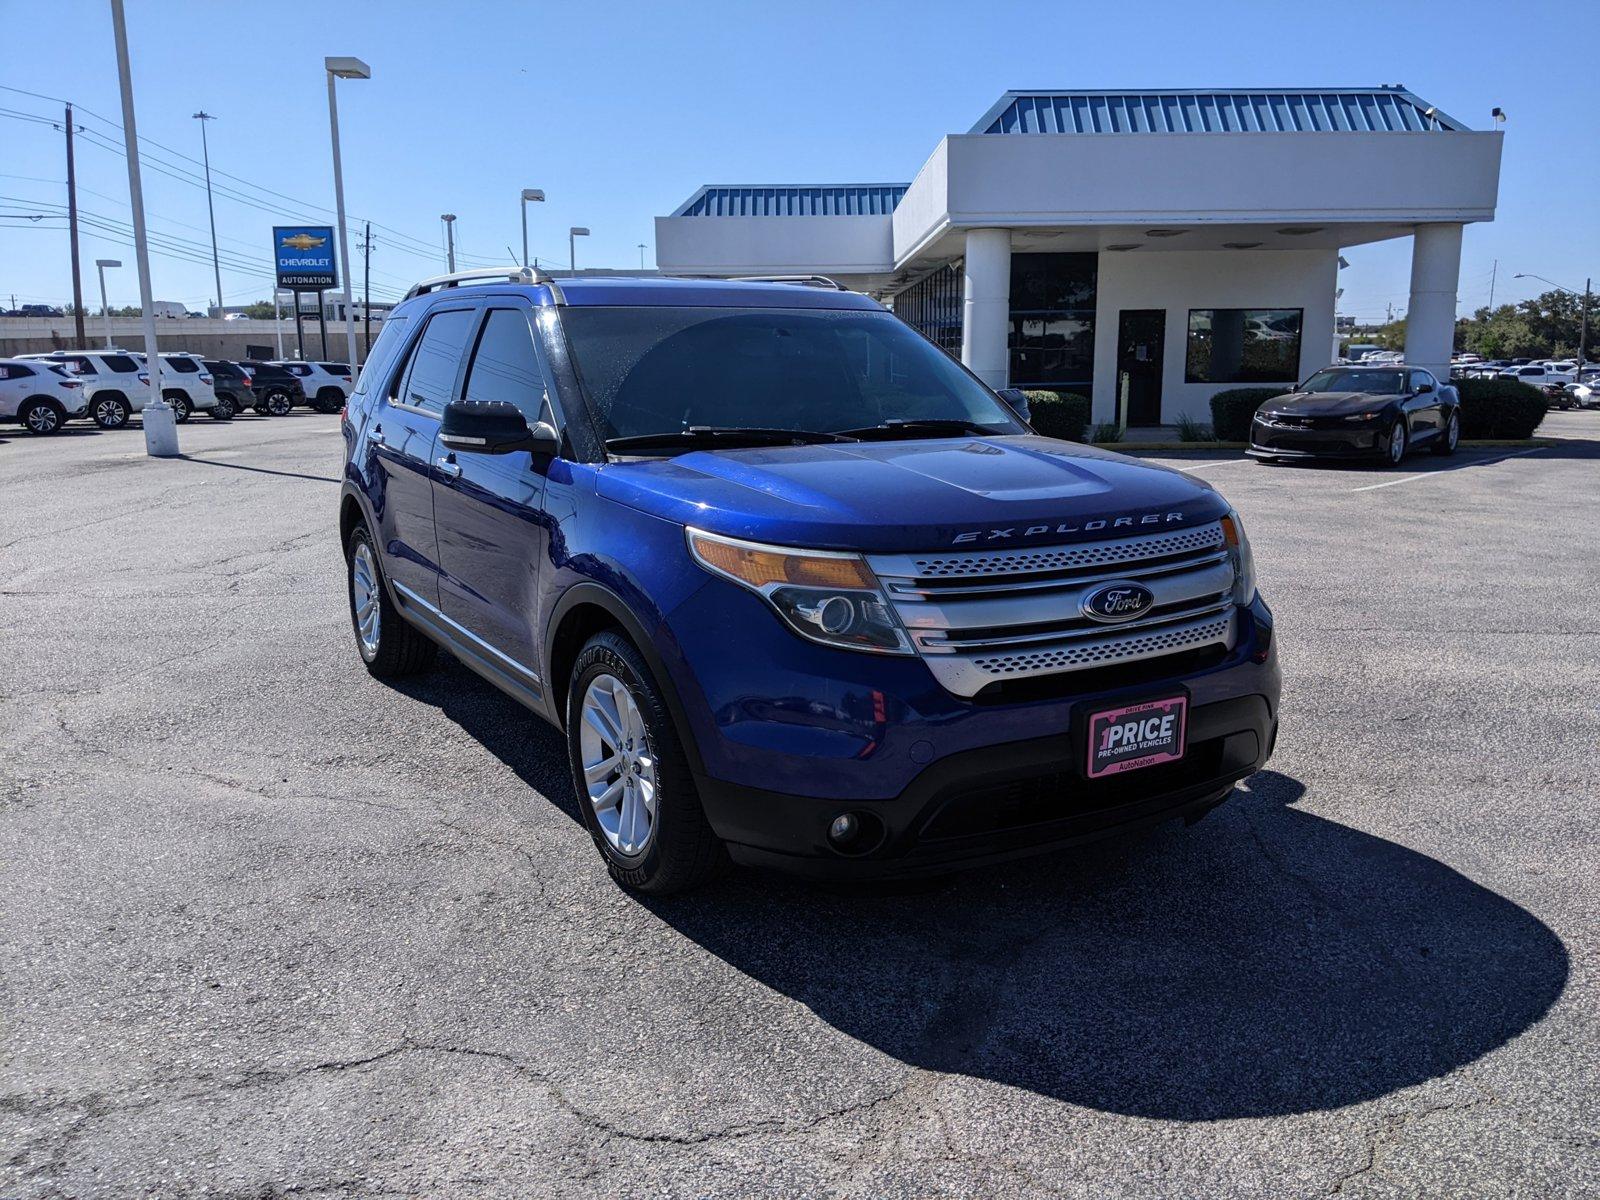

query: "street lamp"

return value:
[637, 242, 647, 270]
[442, 213, 456, 272]
[569, 226, 589, 272]
[521, 189, 544, 269]
[108, 0, 175, 457]
[191, 111, 223, 316]
[325, 56, 369, 370]
[94, 259, 120, 349]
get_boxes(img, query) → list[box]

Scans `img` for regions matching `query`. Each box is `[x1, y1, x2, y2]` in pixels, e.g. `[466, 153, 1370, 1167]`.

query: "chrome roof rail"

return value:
[728, 274, 851, 291]
[402, 265, 564, 303]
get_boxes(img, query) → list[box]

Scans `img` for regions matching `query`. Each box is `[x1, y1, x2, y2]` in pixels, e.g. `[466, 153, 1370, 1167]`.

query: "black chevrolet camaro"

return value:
[1247, 365, 1460, 467]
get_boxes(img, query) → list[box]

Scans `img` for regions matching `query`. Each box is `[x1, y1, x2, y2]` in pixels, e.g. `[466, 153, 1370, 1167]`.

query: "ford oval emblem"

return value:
[1081, 581, 1156, 624]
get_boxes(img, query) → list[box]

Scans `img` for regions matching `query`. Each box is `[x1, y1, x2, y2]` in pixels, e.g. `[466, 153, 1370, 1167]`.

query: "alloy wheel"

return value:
[579, 672, 657, 857]
[267, 391, 292, 416]
[1447, 412, 1459, 451]
[350, 541, 381, 659]
[1389, 421, 1406, 464]
[24, 404, 60, 434]
[95, 398, 128, 428]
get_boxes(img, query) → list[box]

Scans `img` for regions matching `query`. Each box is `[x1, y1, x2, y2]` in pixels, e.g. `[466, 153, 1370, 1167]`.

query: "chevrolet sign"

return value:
[273, 225, 338, 290]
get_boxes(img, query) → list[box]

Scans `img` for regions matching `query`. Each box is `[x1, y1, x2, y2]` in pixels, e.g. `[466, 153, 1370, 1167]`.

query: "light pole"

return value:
[108, 0, 175, 456]
[569, 226, 589, 272]
[94, 258, 120, 349]
[325, 56, 369, 371]
[1515, 273, 1592, 377]
[520, 189, 544, 268]
[191, 111, 224, 316]
[637, 242, 647, 270]
[442, 213, 456, 272]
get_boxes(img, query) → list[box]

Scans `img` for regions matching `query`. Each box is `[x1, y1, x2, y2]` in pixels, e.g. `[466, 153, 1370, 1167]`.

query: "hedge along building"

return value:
[654, 87, 1502, 428]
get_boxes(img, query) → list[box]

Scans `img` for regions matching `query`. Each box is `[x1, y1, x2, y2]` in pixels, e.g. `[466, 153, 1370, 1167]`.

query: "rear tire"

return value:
[565, 631, 726, 895]
[92, 395, 132, 429]
[315, 388, 344, 414]
[165, 391, 192, 423]
[265, 389, 293, 417]
[211, 396, 236, 421]
[1432, 409, 1459, 456]
[345, 524, 436, 678]
[20, 399, 64, 435]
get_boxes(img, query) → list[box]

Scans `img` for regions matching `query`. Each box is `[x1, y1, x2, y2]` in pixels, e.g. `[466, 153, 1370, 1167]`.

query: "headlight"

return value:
[687, 528, 911, 655]
[1219, 508, 1257, 606]
[1343, 411, 1382, 422]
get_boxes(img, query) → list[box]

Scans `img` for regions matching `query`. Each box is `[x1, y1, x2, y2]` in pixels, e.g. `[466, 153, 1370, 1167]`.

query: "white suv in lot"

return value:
[21, 350, 229, 425]
[0, 357, 88, 434]
[273, 360, 353, 413]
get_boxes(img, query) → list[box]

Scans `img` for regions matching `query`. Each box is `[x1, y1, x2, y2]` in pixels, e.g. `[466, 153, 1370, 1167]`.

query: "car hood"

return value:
[596, 435, 1228, 553]
[1262, 390, 1396, 416]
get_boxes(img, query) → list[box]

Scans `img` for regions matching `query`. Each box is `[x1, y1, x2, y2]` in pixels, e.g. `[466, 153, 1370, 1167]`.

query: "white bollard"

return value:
[142, 399, 180, 457]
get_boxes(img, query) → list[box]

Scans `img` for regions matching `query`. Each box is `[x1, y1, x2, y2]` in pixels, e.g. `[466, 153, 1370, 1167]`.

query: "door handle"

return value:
[436, 455, 462, 479]
[370, 425, 386, 446]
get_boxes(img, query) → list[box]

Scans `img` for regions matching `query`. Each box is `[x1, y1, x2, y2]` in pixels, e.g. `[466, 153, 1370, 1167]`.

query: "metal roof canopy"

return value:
[675, 184, 910, 217]
[972, 87, 1468, 135]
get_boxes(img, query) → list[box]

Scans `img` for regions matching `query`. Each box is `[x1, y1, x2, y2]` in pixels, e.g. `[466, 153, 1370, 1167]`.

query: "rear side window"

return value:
[353, 315, 410, 397]
[393, 308, 475, 413]
[103, 354, 138, 373]
[284, 363, 311, 377]
[166, 357, 198, 373]
[62, 355, 96, 375]
[318, 363, 350, 374]
[463, 308, 548, 423]
[6, 364, 35, 378]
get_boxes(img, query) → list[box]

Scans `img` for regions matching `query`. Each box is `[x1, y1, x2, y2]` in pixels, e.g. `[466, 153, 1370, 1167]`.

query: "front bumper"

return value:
[666, 578, 1280, 878]
[1248, 419, 1385, 459]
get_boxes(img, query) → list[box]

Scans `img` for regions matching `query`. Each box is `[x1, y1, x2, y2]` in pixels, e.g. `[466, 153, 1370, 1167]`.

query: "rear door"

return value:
[369, 302, 479, 607]
[433, 302, 556, 690]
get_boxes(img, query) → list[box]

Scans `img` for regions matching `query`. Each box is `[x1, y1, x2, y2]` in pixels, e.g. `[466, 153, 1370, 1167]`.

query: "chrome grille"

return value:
[869, 521, 1237, 697]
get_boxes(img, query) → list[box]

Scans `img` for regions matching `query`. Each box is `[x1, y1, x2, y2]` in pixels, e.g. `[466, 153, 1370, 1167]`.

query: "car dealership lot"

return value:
[3, 414, 1598, 1198]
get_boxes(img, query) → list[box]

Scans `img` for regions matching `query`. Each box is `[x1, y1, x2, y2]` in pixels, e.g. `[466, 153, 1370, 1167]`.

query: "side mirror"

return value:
[1416, 381, 1433, 394]
[440, 399, 559, 458]
[995, 387, 1032, 423]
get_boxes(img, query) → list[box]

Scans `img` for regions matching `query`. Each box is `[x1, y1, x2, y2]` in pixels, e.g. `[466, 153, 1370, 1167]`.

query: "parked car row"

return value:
[0, 350, 354, 434]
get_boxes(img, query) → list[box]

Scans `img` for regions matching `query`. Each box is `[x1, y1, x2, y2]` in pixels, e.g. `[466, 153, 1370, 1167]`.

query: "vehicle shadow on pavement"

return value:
[391, 665, 1567, 1121]
[652, 769, 1568, 1120]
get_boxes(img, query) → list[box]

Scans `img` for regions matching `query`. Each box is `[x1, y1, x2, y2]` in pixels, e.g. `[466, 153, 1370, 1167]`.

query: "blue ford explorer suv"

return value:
[339, 268, 1280, 894]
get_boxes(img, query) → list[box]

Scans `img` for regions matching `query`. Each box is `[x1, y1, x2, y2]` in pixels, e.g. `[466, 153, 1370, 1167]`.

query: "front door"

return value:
[1116, 310, 1166, 427]
[434, 303, 555, 695]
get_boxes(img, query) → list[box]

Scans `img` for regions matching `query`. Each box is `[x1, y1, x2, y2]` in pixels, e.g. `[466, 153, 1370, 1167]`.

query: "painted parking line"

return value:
[1349, 447, 1547, 493]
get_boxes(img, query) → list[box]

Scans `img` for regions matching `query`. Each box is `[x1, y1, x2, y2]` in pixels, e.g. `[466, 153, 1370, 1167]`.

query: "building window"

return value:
[891, 264, 962, 356]
[1009, 253, 1096, 393]
[1185, 308, 1303, 384]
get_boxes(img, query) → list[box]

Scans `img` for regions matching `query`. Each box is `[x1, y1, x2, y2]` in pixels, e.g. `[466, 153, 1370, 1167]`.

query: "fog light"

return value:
[828, 813, 858, 845]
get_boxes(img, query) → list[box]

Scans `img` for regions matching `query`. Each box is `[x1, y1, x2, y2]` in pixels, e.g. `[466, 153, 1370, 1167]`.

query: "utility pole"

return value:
[192, 111, 223, 316]
[637, 242, 646, 269]
[65, 105, 87, 348]
[441, 214, 456, 272]
[1488, 259, 1498, 310]
[360, 221, 372, 354]
[1578, 277, 1591, 383]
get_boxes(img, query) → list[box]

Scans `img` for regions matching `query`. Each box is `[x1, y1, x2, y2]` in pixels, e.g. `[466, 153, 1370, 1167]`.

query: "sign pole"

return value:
[318, 292, 329, 359]
[293, 293, 305, 360]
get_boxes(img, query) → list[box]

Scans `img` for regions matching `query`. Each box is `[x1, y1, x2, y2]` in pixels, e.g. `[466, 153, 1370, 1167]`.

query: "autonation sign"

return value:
[273, 225, 338, 290]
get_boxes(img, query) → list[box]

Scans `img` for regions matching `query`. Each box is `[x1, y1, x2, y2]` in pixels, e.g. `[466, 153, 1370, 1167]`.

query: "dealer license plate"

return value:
[1086, 696, 1188, 779]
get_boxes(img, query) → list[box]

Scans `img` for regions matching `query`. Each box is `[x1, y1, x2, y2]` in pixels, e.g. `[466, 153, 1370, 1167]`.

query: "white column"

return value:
[1403, 223, 1463, 380]
[960, 228, 1011, 389]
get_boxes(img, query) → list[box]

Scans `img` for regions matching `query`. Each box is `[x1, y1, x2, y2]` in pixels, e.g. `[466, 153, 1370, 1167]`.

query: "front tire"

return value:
[93, 395, 132, 429]
[1432, 409, 1459, 456]
[20, 399, 64, 435]
[1384, 417, 1408, 467]
[315, 388, 344, 414]
[345, 524, 435, 678]
[566, 631, 725, 895]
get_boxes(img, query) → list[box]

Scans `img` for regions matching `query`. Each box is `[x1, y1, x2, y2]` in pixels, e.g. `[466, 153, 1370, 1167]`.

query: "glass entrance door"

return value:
[1116, 309, 1166, 427]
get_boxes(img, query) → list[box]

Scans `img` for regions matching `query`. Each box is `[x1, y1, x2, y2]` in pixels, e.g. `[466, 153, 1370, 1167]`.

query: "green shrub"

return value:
[1089, 422, 1124, 444]
[1024, 390, 1091, 442]
[1209, 387, 1289, 441]
[1452, 377, 1548, 439]
[1174, 413, 1214, 442]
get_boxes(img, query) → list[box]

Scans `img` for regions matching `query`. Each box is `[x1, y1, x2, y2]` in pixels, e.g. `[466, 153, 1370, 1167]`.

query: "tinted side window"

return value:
[103, 354, 138, 373]
[354, 315, 410, 398]
[166, 357, 198, 373]
[464, 309, 547, 423]
[64, 355, 96, 375]
[397, 308, 475, 413]
[10, 364, 34, 378]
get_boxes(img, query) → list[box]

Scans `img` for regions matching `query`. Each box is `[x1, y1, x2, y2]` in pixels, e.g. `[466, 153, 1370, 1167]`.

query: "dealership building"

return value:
[654, 87, 1503, 428]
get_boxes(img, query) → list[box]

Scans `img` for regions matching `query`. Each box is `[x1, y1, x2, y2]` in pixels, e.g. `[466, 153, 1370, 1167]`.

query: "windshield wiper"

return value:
[834, 418, 1004, 441]
[605, 426, 857, 453]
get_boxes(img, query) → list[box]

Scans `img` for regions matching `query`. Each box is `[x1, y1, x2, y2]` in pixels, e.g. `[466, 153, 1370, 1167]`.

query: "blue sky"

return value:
[1, 0, 1592, 316]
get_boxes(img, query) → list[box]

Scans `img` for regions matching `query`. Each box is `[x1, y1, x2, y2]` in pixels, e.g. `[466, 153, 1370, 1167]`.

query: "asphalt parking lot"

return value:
[3, 411, 1598, 1198]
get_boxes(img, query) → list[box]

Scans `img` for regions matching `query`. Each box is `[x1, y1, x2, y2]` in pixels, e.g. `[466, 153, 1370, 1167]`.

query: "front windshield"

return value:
[1302, 368, 1406, 395]
[559, 307, 1025, 442]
